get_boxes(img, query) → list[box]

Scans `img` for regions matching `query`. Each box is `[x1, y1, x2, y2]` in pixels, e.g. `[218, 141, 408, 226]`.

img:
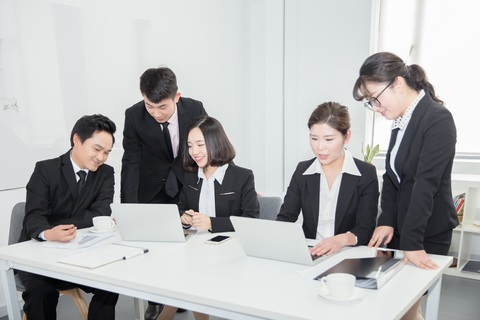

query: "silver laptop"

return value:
[230, 216, 330, 265]
[111, 203, 196, 242]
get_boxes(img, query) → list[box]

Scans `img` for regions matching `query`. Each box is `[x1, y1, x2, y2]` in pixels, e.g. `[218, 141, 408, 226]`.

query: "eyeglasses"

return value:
[364, 78, 395, 110]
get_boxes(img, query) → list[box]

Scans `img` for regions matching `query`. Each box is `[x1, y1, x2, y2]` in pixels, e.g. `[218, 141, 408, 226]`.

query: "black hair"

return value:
[183, 116, 236, 172]
[140, 67, 178, 103]
[70, 114, 116, 147]
[308, 101, 350, 137]
[352, 52, 444, 105]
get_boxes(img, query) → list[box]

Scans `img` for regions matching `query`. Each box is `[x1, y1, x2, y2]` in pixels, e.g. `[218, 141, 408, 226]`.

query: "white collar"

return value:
[391, 89, 425, 130]
[197, 163, 229, 185]
[70, 154, 89, 179]
[167, 104, 179, 126]
[303, 149, 361, 176]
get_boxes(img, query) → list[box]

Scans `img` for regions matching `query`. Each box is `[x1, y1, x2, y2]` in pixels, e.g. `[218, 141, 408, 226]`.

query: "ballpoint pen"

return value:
[182, 211, 193, 217]
[123, 248, 149, 260]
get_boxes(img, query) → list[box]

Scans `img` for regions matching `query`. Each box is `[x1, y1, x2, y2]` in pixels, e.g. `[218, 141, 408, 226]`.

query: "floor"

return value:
[2, 275, 478, 320]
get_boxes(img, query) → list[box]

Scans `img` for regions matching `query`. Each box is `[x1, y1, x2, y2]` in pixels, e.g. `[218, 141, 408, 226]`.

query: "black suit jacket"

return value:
[276, 157, 379, 245]
[379, 94, 458, 251]
[121, 97, 207, 203]
[19, 151, 114, 242]
[177, 164, 259, 233]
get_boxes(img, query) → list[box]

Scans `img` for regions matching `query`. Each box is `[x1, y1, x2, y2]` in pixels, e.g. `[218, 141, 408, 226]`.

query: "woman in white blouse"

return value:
[276, 101, 379, 257]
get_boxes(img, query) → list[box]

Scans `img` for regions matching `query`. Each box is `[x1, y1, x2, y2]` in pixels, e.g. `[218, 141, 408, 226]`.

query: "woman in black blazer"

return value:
[159, 116, 259, 320]
[277, 102, 379, 257]
[177, 116, 259, 232]
[353, 52, 457, 320]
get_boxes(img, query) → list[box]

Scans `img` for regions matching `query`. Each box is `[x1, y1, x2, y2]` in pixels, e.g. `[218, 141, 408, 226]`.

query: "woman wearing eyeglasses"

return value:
[353, 52, 457, 319]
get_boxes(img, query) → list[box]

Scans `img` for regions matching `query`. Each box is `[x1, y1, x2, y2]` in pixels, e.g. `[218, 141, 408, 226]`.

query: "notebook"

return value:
[461, 260, 480, 274]
[314, 250, 404, 289]
[111, 203, 196, 242]
[58, 243, 148, 269]
[230, 216, 330, 266]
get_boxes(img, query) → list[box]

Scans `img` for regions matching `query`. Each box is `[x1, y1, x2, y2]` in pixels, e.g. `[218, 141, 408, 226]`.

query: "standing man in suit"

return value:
[121, 67, 207, 319]
[18, 114, 119, 320]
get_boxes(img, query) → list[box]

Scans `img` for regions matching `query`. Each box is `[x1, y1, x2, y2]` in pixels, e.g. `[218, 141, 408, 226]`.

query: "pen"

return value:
[123, 249, 148, 260]
[182, 211, 193, 217]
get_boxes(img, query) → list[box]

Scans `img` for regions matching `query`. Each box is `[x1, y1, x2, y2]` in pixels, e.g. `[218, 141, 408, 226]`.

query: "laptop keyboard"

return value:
[308, 245, 330, 262]
[311, 254, 325, 261]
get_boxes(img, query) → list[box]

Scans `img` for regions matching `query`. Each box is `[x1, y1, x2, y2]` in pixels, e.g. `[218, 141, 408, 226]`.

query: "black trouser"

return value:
[18, 271, 118, 320]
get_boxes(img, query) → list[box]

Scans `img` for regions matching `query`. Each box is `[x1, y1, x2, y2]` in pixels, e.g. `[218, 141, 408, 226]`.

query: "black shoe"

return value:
[177, 308, 187, 313]
[145, 304, 163, 320]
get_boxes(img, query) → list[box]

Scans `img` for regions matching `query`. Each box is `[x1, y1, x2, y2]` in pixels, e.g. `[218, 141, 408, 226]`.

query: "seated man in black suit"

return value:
[17, 114, 119, 320]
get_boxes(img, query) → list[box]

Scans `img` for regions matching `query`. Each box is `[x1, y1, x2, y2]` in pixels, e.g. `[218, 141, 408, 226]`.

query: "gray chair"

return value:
[257, 196, 282, 220]
[9, 202, 89, 320]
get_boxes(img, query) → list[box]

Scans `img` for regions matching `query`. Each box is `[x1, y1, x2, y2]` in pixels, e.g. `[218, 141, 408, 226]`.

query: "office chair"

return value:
[9, 202, 89, 320]
[257, 196, 282, 220]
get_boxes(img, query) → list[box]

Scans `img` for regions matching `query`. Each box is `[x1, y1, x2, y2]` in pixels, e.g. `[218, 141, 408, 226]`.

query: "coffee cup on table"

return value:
[320, 273, 356, 298]
[92, 216, 115, 232]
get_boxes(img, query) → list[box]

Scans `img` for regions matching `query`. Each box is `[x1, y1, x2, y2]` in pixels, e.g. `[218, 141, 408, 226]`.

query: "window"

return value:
[370, 0, 479, 158]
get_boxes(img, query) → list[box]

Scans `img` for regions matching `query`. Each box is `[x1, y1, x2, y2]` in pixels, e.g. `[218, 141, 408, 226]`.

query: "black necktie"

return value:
[77, 171, 87, 196]
[161, 122, 174, 159]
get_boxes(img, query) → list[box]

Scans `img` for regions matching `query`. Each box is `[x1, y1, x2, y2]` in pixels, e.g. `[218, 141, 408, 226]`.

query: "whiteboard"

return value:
[0, 0, 151, 190]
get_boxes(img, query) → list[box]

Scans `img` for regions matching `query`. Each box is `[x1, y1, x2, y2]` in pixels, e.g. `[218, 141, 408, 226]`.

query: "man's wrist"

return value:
[39, 230, 47, 241]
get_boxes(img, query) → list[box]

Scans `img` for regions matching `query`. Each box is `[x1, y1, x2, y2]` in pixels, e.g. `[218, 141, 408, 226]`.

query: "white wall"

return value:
[283, 0, 372, 187]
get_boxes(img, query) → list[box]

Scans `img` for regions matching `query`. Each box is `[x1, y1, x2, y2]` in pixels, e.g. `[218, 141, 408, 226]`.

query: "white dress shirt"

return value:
[390, 89, 425, 182]
[162, 106, 180, 158]
[197, 164, 229, 217]
[302, 149, 361, 240]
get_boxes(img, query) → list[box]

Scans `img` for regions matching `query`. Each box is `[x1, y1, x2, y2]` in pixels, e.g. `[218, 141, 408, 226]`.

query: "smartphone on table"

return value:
[204, 235, 231, 245]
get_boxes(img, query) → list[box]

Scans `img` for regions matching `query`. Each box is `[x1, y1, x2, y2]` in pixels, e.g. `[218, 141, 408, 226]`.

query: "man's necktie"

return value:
[77, 171, 87, 196]
[161, 122, 174, 159]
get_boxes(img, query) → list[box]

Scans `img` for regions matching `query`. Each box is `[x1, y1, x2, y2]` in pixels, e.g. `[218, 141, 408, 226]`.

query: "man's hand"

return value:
[44, 224, 77, 242]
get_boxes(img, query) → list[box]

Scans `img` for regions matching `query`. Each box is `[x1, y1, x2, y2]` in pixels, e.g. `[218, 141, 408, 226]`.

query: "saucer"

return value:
[89, 226, 116, 234]
[318, 287, 364, 302]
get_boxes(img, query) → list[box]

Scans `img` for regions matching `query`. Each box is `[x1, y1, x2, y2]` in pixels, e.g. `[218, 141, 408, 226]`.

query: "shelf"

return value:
[450, 177, 480, 281]
[460, 223, 480, 234]
[444, 267, 480, 280]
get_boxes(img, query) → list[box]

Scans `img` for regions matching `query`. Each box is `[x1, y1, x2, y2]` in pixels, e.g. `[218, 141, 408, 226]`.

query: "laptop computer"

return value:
[111, 203, 196, 242]
[230, 216, 330, 266]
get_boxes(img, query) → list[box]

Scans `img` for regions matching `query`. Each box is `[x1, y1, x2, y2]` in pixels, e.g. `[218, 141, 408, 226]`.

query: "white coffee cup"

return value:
[320, 273, 356, 298]
[92, 216, 115, 232]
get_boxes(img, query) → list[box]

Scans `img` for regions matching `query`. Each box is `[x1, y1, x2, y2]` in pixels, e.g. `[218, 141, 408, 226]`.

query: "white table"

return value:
[0, 231, 452, 320]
